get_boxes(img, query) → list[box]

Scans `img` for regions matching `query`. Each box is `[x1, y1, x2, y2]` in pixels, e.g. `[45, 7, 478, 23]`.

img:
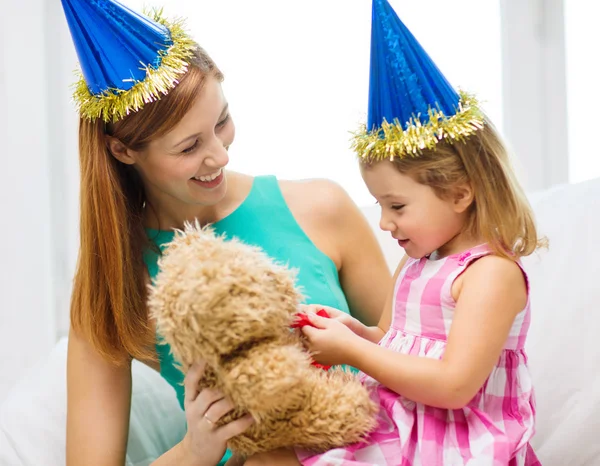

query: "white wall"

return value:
[124, 0, 504, 207]
[0, 0, 575, 401]
[0, 0, 57, 400]
[44, 0, 80, 346]
[500, 0, 569, 190]
[565, 1, 600, 183]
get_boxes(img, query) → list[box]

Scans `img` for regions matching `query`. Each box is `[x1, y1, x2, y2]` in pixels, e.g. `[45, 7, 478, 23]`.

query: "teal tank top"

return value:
[143, 176, 351, 465]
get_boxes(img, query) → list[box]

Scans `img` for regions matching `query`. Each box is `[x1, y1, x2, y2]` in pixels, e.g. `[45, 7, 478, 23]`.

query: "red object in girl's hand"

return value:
[291, 308, 331, 371]
[291, 308, 330, 329]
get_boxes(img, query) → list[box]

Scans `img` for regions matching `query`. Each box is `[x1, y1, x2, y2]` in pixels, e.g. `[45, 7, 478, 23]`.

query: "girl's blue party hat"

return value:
[353, 0, 484, 161]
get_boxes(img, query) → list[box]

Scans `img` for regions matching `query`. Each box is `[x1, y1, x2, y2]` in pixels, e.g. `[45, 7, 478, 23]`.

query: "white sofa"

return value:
[1, 178, 599, 465]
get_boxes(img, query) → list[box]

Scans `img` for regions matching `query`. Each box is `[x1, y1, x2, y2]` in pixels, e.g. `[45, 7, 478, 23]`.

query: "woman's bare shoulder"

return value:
[278, 178, 356, 221]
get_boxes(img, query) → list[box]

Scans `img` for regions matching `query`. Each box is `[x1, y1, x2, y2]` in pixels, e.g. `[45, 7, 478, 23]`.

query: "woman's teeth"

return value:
[193, 169, 222, 182]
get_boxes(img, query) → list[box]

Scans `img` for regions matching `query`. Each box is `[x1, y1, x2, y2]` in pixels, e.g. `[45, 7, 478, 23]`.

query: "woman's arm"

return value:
[66, 328, 132, 465]
[281, 179, 391, 326]
[67, 330, 253, 466]
[370, 255, 408, 338]
[329, 184, 392, 326]
[304, 255, 407, 343]
[345, 255, 528, 409]
[153, 362, 254, 466]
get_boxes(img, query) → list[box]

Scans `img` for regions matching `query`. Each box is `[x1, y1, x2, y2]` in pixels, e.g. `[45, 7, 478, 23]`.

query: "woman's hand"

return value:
[300, 311, 360, 367]
[180, 362, 254, 466]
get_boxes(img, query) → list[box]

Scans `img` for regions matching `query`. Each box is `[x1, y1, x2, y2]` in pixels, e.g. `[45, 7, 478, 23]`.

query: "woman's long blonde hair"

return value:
[70, 47, 223, 364]
[372, 120, 543, 260]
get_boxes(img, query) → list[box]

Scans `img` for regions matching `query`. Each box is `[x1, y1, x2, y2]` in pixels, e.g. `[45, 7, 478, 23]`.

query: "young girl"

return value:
[248, 119, 542, 466]
[300, 118, 542, 465]
[246, 1, 542, 464]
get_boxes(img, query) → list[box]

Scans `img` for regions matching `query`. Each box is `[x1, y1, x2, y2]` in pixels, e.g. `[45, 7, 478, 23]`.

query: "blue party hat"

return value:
[61, 0, 197, 122]
[352, 0, 484, 161]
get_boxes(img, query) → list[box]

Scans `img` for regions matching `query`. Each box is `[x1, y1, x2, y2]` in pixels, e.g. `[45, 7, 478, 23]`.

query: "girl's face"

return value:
[112, 76, 235, 220]
[360, 160, 472, 259]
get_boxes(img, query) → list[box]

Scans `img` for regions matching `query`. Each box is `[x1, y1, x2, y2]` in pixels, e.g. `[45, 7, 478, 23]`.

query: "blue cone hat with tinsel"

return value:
[352, 0, 484, 161]
[60, 0, 196, 122]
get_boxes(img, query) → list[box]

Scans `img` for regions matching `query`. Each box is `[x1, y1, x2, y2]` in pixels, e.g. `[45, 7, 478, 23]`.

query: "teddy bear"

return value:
[147, 222, 378, 457]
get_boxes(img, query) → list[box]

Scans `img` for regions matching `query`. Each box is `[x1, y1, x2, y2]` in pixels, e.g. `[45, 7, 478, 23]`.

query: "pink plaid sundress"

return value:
[298, 245, 541, 465]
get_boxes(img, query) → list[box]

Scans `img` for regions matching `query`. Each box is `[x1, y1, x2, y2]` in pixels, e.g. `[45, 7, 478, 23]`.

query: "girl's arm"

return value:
[312, 255, 528, 410]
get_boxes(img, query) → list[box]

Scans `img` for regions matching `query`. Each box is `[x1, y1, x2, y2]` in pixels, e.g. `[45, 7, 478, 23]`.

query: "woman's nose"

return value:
[203, 140, 230, 169]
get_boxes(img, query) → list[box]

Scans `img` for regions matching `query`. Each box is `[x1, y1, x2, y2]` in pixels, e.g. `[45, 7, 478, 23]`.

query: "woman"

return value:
[63, 2, 390, 465]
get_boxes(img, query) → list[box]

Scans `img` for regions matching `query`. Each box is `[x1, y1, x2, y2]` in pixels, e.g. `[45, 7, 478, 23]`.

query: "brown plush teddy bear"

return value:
[148, 223, 377, 457]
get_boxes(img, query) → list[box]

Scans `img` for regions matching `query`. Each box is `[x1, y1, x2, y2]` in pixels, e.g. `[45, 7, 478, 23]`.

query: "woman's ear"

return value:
[106, 136, 136, 165]
[453, 183, 474, 213]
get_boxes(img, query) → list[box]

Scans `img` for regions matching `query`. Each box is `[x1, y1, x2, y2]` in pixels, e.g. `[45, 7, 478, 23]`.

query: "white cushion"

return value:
[0, 338, 186, 466]
[0, 428, 21, 465]
[522, 178, 600, 465]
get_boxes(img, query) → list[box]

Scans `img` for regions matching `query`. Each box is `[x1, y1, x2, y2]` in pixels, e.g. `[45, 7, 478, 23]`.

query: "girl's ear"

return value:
[453, 183, 474, 213]
[106, 136, 136, 165]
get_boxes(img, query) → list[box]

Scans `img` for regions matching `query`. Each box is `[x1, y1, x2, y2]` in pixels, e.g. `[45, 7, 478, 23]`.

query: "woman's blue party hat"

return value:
[352, 0, 484, 161]
[60, 0, 196, 122]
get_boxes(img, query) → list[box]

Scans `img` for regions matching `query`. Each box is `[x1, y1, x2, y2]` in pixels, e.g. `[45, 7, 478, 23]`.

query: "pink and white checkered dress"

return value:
[298, 245, 540, 466]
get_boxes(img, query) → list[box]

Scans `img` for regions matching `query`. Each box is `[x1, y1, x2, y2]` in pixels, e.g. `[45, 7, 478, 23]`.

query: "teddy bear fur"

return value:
[148, 223, 378, 456]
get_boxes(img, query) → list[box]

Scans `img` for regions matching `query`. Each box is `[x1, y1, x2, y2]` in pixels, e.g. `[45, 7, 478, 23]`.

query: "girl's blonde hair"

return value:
[369, 119, 543, 260]
[70, 47, 223, 365]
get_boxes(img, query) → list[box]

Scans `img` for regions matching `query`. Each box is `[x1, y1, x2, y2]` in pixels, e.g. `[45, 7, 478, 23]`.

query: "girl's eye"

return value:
[216, 114, 230, 128]
[391, 204, 405, 211]
[182, 140, 199, 154]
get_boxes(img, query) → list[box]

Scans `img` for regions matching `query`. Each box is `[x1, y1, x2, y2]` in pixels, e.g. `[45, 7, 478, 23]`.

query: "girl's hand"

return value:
[298, 304, 367, 337]
[300, 311, 359, 367]
[180, 362, 254, 466]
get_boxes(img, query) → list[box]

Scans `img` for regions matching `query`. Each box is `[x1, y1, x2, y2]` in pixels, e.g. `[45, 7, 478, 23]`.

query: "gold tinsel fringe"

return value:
[73, 9, 196, 123]
[351, 91, 485, 162]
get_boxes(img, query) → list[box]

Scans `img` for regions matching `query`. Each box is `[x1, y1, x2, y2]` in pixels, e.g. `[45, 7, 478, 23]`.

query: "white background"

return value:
[125, 0, 504, 207]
